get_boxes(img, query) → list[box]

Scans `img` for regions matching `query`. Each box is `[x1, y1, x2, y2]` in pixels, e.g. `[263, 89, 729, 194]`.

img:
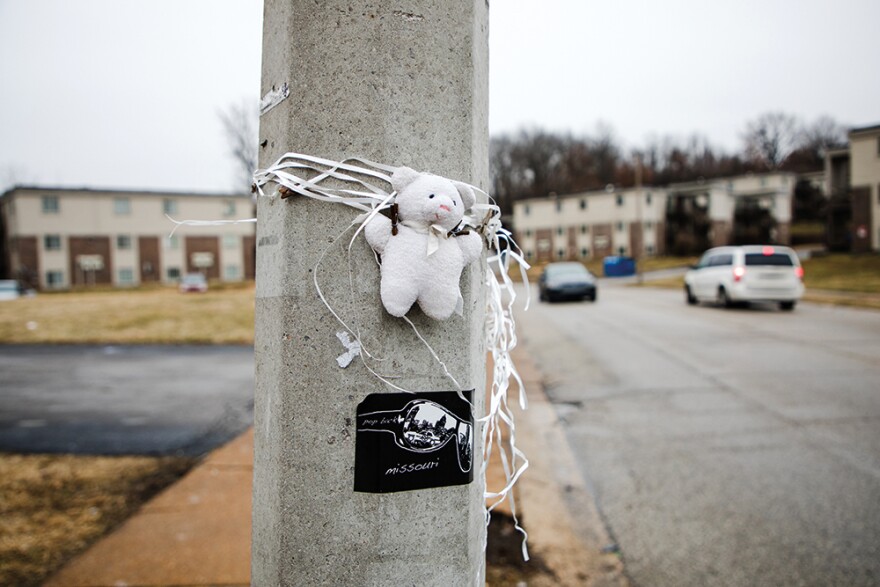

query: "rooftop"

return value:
[0, 185, 250, 200]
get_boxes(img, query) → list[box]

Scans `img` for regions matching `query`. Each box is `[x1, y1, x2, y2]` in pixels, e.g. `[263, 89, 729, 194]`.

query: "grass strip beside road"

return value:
[0, 285, 256, 345]
[0, 453, 193, 587]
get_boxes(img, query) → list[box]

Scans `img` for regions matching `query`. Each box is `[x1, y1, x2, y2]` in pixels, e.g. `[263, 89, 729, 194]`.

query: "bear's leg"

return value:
[417, 285, 460, 321]
[380, 271, 420, 317]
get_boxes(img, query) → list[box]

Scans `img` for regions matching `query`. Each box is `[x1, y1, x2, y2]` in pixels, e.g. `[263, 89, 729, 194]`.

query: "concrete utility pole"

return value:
[252, 2, 489, 585]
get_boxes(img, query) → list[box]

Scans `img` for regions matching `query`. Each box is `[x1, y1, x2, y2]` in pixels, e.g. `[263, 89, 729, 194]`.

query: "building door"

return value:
[185, 236, 220, 280]
[68, 236, 112, 286]
[851, 187, 871, 254]
[138, 236, 161, 282]
[15, 236, 39, 289]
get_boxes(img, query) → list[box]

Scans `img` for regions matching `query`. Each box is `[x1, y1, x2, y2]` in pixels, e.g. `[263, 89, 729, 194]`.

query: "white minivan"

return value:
[684, 245, 804, 310]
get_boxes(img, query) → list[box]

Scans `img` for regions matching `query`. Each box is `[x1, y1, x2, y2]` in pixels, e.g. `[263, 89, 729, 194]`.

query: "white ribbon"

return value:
[399, 220, 449, 256]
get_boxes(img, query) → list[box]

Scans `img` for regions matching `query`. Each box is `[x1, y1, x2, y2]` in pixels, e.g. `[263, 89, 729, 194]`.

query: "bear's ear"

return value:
[452, 181, 476, 210]
[390, 166, 421, 193]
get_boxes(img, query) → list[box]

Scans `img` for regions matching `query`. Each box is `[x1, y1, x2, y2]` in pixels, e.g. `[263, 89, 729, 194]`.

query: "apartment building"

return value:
[825, 124, 880, 252]
[512, 172, 796, 262]
[665, 172, 796, 254]
[513, 187, 667, 264]
[0, 186, 256, 289]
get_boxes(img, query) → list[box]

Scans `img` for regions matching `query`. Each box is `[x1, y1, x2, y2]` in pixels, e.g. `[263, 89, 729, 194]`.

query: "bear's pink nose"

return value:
[439, 204, 451, 212]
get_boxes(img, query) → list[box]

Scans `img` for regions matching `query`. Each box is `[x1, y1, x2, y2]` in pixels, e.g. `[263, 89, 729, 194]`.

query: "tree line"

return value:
[489, 112, 847, 220]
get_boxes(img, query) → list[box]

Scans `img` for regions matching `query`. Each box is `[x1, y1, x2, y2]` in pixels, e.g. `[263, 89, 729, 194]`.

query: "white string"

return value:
[165, 214, 257, 237]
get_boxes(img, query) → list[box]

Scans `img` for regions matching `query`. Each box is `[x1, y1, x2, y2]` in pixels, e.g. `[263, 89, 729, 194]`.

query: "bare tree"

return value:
[219, 101, 259, 192]
[800, 115, 847, 157]
[742, 112, 800, 170]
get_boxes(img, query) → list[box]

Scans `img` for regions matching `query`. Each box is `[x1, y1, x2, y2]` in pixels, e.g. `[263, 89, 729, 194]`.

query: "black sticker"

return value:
[354, 390, 474, 493]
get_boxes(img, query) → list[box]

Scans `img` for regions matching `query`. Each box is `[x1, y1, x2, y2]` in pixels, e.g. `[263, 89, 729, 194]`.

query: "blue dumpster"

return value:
[603, 256, 636, 277]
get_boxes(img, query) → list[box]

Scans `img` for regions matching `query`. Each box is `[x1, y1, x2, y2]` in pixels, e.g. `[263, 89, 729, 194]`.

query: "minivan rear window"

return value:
[745, 253, 794, 267]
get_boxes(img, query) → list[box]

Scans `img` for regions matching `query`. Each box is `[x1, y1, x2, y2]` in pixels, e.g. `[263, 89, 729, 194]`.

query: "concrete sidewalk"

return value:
[46, 347, 625, 586]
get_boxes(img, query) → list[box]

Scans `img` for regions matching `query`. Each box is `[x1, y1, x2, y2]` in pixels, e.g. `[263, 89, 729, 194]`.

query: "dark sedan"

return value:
[539, 262, 597, 302]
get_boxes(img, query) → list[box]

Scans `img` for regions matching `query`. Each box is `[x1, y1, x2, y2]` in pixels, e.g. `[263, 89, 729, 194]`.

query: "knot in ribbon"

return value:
[426, 223, 449, 256]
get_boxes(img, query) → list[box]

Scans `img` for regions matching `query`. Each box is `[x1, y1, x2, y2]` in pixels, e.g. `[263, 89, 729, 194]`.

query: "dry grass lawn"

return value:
[0, 284, 256, 345]
[0, 453, 192, 587]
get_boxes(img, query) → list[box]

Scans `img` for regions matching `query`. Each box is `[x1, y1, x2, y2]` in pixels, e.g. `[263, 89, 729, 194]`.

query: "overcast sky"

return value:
[1, 0, 878, 193]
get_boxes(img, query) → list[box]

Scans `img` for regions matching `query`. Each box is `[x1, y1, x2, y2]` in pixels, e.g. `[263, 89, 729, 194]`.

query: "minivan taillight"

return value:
[795, 266, 804, 280]
[733, 266, 745, 282]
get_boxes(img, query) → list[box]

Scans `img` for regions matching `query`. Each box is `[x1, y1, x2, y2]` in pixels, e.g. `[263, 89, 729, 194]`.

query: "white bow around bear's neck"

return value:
[400, 219, 449, 256]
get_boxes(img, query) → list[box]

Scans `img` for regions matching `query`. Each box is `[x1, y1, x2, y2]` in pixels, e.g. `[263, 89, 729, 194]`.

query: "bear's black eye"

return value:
[453, 201, 457, 206]
[428, 194, 435, 199]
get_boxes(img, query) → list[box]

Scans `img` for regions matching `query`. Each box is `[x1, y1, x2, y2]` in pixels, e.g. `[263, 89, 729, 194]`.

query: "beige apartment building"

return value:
[513, 187, 667, 264]
[825, 124, 880, 252]
[512, 172, 796, 263]
[0, 186, 256, 289]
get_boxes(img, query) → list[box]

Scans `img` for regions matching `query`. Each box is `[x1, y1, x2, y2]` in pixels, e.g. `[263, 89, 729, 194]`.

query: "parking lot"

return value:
[0, 344, 253, 456]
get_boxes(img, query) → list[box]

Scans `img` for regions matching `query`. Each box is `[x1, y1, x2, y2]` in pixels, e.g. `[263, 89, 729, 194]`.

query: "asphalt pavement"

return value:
[517, 278, 880, 587]
[0, 344, 254, 456]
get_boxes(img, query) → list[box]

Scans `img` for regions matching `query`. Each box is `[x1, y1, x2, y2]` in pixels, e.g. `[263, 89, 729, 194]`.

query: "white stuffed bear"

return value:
[364, 167, 484, 320]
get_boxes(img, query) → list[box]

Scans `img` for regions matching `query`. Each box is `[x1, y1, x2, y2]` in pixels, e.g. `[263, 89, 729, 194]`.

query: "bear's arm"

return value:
[363, 214, 392, 254]
[456, 232, 484, 265]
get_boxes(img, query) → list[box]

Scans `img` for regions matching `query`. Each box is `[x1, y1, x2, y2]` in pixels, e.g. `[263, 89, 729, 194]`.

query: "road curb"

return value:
[510, 343, 629, 586]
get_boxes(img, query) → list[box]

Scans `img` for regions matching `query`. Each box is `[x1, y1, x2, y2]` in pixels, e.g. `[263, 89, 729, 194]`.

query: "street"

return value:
[0, 344, 254, 456]
[516, 280, 880, 587]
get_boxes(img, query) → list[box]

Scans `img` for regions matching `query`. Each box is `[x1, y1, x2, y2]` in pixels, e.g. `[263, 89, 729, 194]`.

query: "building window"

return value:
[44, 234, 62, 251]
[525, 229, 532, 237]
[163, 198, 178, 215]
[557, 249, 565, 259]
[524, 205, 530, 215]
[581, 247, 590, 258]
[224, 200, 237, 217]
[556, 227, 564, 236]
[167, 267, 181, 280]
[555, 200, 562, 213]
[114, 197, 131, 215]
[646, 193, 652, 205]
[580, 225, 588, 234]
[224, 265, 240, 280]
[616, 222, 624, 232]
[165, 235, 180, 250]
[645, 221, 653, 229]
[580, 199, 586, 210]
[118, 268, 134, 284]
[616, 195, 624, 206]
[525, 250, 533, 260]
[46, 270, 64, 288]
[618, 246, 626, 255]
[223, 235, 239, 249]
[117, 235, 132, 250]
[42, 195, 59, 214]
[646, 245, 655, 255]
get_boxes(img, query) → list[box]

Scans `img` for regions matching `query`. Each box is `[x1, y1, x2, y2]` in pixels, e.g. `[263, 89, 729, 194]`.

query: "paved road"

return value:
[0, 345, 254, 456]
[516, 280, 880, 587]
